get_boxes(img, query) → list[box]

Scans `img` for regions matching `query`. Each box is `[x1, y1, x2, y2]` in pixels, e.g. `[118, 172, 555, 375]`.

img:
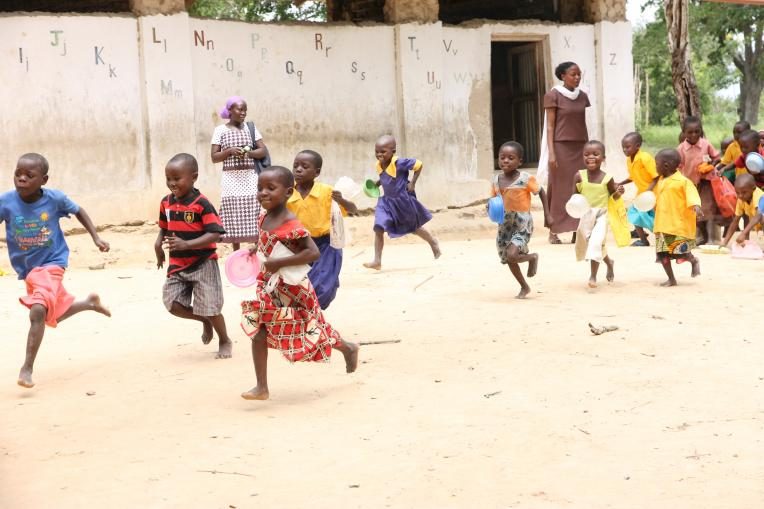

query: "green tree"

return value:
[693, 2, 764, 124]
[188, 0, 326, 22]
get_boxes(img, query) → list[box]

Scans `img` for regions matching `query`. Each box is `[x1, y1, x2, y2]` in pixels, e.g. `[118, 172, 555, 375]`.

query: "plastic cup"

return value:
[745, 153, 764, 174]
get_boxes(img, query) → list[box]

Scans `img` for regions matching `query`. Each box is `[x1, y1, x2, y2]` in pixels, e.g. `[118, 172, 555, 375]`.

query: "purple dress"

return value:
[374, 157, 433, 238]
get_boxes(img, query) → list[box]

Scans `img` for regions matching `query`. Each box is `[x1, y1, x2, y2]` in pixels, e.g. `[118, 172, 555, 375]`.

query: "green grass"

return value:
[640, 114, 738, 156]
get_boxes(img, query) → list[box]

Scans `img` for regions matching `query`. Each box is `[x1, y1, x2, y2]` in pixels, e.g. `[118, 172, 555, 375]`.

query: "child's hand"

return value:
[155, 249, 165, 269]
[615, 185, 625, 198]
[736, 236, 747, 246]
[263, 259, 282, 274]
[407, 182, 416, 193]
[248, 246, 258, 256]
[94, 237, 110, 252]
[375, 180, 382, 187]
[694, 206, 704, 220]
[163, 234, 189, 251]
[331, 190, 343, 200]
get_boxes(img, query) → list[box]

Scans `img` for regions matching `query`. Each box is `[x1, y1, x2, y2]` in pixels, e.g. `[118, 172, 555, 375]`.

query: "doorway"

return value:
[490, 41, 546, 169]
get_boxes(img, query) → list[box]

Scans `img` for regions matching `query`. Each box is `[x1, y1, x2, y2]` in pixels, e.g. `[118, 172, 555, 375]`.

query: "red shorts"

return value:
[19, 266, 75, 327]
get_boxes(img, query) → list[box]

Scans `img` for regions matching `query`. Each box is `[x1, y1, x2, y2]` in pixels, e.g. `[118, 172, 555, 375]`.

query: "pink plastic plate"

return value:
[731, 240, 764, 260]
[225, 249, 261, 287]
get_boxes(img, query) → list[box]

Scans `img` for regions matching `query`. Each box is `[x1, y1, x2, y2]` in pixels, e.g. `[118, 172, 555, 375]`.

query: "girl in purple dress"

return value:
[363, 135, 440, 270]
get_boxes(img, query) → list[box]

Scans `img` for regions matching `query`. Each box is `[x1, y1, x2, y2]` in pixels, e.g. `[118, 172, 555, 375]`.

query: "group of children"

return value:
[491, 116, 764, 296]
[1, 133, 441, 399]
[4, 111, 763, 393]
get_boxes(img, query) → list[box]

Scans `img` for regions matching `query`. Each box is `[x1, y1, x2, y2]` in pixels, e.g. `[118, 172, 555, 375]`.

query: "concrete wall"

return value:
[0, 13, 633, 224]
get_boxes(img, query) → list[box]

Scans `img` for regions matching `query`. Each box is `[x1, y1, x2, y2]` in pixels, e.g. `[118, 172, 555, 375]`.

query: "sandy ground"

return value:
[1, 205, 764, 509]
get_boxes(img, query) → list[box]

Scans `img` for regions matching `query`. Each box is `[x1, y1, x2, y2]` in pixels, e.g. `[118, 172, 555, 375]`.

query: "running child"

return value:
[653, 148, 702, 286]
[573, 140, 624, 288]
[288, 149, 358, 309]
[716, 120, 751, 182]
[240, 166, 359, 401]
[720, 174, 763, 247]
[491, 141, 549, 299]
[363, 135, 440, 270]
[155, 153, 233, 359]
[676, 116, 720, 245]
[732, 130, 764, 189]
[0, 153, 111, 388]
[618, 132, 658, 246]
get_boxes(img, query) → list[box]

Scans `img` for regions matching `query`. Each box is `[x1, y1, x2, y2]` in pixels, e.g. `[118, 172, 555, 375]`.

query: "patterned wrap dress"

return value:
[491, 171, 539, 262]
[240, 218, 340, 363]
[211, 124, 262, 244]
[374, 156, 433, 237]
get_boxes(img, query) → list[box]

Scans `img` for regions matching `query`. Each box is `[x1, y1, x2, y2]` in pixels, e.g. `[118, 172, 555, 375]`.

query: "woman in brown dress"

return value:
[542, 62, 590, 244]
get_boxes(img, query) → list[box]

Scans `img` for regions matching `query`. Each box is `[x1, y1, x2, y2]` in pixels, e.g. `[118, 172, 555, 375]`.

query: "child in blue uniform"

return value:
[363, 135, 440, 270]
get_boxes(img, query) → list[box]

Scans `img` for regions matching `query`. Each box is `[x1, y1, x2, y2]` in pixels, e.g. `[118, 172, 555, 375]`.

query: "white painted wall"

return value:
[0, 13, 634, 224]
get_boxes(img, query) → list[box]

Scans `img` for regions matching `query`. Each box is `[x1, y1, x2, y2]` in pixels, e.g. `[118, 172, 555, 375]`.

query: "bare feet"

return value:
[527, 253, 538, 278]
[691, 258, 701, 277]
[516, 285, 531, 299]
[548, 233, 562, 245]
[588, 278, 597, 288]
[363, 261, 381, 270]
[342, 342, 360, 373]
[660, 279, 677, 287]
[241, 386, 269, 400]
[86, 293, 111, 317]
[431, 240, 441, 259]
[17, 367, 34, 388]
[215, 339, 233, 359]
[605, 259, 615, 282]
[201, 319, 213, 345]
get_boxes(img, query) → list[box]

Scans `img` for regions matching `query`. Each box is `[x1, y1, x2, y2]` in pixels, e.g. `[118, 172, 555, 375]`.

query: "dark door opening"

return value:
[491, 41, 546, 169]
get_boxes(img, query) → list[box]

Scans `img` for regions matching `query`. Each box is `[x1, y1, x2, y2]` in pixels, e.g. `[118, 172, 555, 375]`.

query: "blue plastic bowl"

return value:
[488, 196, 505, 224]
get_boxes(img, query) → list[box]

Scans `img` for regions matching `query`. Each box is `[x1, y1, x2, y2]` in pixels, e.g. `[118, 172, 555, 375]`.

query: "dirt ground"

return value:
[1, 205, 763, 509]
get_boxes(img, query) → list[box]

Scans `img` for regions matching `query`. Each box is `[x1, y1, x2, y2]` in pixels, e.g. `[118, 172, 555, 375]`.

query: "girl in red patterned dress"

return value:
[240, 166, 359, 401]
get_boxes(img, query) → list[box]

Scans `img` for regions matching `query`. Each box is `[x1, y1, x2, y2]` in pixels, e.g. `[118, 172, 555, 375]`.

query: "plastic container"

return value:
[334, 176, 361, 199]
[565, 194, 591, 219]
[633, 191, 656, 212]
[487, 196, 505, 224]
[731, 240, 764, 260]
[363, 178, 381, 198]
[225, 249, 261, 287]
[745, 153, 764, 174]
[697, 244, 730, 254]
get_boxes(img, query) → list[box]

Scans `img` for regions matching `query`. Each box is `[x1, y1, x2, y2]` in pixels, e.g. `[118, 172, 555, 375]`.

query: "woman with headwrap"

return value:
[210, 96, 269, 250]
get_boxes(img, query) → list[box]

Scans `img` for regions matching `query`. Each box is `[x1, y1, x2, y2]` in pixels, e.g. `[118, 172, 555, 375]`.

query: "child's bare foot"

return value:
[605, 259, 615, 282]
[241, 386, 269, 400]
[342, 342, 360, 373]
[87, 293, 111, 317]
[527, 253, 538, 277]
[588, 278, 597, 288]
[660, 279, 678, 287]
[202, 319, 213, 345]
[17, 367, 34, 388]
[431, 240, 441, 259]
[516, 285, 531, 299]
[215, 338, 233, 359]
[363, 261, 381, 270]
[691, 258, 701, 277]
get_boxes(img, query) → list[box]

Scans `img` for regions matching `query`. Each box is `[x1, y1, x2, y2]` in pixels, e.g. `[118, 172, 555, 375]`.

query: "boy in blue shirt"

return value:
[0, 153, 111, 388]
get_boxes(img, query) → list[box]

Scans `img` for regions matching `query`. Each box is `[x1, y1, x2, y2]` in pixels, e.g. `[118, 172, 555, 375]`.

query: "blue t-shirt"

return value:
[0, 189, 80, 279]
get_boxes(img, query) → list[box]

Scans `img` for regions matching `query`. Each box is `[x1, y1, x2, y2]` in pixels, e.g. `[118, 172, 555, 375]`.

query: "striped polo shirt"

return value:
[158, 189, 225, 276]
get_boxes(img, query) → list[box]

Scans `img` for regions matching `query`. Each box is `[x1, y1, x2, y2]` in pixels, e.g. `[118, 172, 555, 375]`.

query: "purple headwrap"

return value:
[219, 96, 244, 119]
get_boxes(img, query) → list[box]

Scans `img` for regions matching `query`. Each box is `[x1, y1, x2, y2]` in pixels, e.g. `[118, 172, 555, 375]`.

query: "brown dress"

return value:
[544, 89, 590, 234]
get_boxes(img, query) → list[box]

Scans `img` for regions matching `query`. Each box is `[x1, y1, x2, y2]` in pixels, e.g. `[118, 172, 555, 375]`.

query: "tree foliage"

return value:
[188, 0, 326, 22]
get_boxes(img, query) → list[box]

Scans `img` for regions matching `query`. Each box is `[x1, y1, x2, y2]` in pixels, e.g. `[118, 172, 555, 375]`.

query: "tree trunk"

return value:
[664, 0, 702, 123]
[733, 22, 764, 125]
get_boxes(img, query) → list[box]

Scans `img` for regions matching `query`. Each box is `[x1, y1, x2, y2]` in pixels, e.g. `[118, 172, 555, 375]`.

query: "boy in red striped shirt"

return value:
[155, 153, 233, 359]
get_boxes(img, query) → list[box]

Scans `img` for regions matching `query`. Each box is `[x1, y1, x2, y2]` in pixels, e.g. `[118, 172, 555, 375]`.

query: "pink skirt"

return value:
[19, 266, 75, 327]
